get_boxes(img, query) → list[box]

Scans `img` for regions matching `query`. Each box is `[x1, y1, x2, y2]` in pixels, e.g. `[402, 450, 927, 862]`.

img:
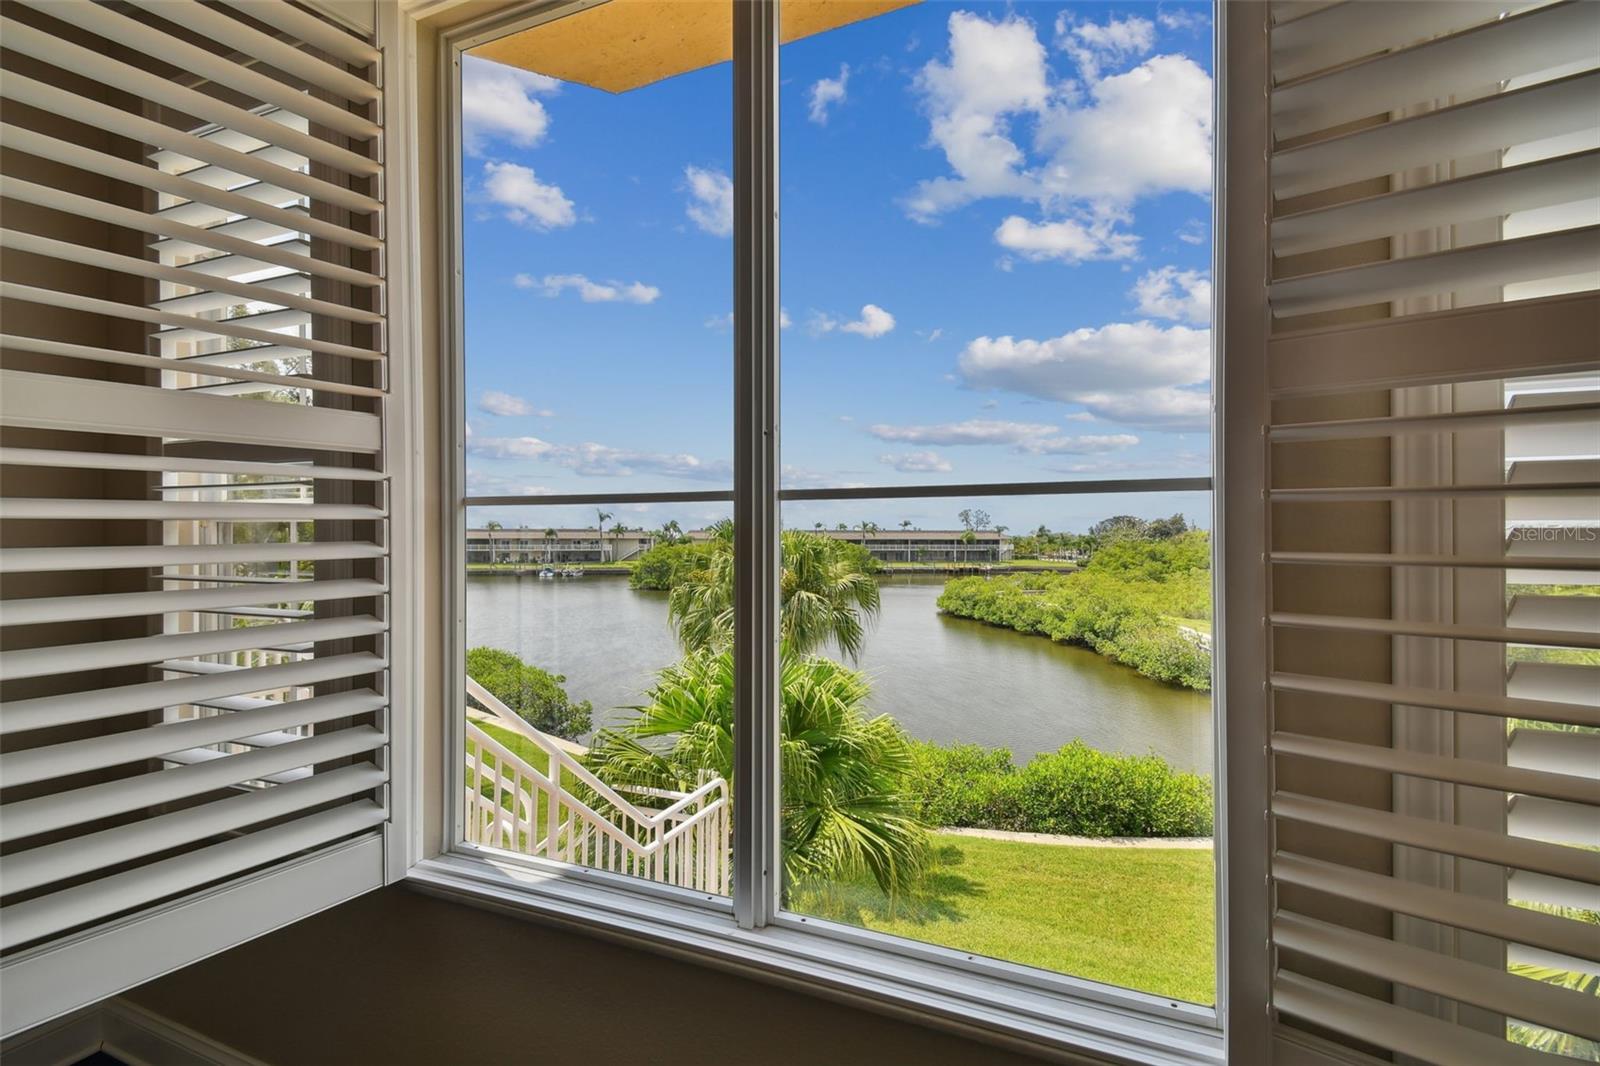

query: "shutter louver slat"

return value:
[1247, 2, 1600, 1058]
[1273, 912, 1600, 1043]
[1, 653, 387, 736]
[0, 726, 387, 844]
[0, 802, 387, 952]
[118, 0, 380, 104]
[1271, 69, 1600, 199]
[11, 0, 380, 142]
[1271, 1, 1600, 140]
[0, 0, 391, 1006]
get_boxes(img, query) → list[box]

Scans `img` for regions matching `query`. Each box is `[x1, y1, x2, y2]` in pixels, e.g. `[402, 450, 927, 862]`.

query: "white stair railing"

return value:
[464, 677, 730, 894]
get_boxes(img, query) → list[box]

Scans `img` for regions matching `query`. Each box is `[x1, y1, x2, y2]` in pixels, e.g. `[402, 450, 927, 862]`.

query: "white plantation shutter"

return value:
[1236, 1, 1600, 1062]
[0, 0, 393, 1035]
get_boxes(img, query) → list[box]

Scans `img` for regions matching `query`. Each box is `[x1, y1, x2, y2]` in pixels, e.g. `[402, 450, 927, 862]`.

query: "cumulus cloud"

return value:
[957, 321, 1210, 429]
[1034, 53, 1212, 206]
[808, 64, 850, 124]
[811, 304, 896, 339]
[1056, 13, 1155, 80]
[462, 57, 560, 153]
[903, 11, 1049, 221]
[1131, 267, 1210, 325]
[880, 450, 953, 473]
[994, 215, 1138, 264]
[868, 419, 1059, 446]
[683, 165, 733, 237]
[477, 390, 553, 417]
[483, 161, 575, 230]
[468, 435, 731, 481]
[904, 11, 1211, 254]
[517, 273, 660, 304]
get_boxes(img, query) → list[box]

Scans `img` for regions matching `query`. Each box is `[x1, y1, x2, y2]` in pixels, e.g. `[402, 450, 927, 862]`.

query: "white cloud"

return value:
[477, 390, 553, 417]
[1056, 14, 1155, 80]
[461, 57, 559, 154]
[783, 464, 867, 490]
[468, 435, 730, 481]
[1158, 8, 1211, 34]
[880, 451, 953, 473]
[808, 64, 850, 125]
[1014, 433, 1140, 455]
[867, 419, 1143, 456]
[683, 165, 733, 237]
[812, 304, 896, 339]
[841, 304, 896, 338]
[957, 321, 1210, 429]
[868, 419, 1059, 446]
[903, 11, 1050, 221]
[519, 273, 660, 304]
[905, 12, 1212, 245]
[1131, 266, 1210, 325]
[1177, 218, 1207, 245]
[994, 214, 1138, 264]
[483, 161, 575, 230]
[1034, 54, 1212, 206]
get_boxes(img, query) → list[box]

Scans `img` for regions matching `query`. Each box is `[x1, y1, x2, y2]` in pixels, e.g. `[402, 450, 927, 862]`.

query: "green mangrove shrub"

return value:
[937, 531, 1212, 690]
[906, 740, 1213, 838]
[466, 646, 593, 740]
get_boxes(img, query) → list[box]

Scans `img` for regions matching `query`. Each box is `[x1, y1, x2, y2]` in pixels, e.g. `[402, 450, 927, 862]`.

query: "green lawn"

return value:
[472, 724, 1216, 1003]
[469, 721, 585, 845]
[1167, 616, 1212, 635]
[791, 833, 1216, 1005]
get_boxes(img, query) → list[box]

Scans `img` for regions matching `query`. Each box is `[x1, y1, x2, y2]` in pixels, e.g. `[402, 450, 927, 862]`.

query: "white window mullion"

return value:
[730, 0, 782, 933]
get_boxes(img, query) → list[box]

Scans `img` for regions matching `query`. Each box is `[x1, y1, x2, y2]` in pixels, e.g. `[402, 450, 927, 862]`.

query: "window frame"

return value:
[414, 2, 1235, 1061]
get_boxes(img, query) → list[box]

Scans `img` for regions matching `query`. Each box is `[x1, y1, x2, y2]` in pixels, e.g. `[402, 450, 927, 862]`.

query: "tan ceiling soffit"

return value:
[472, 0, 920, 94]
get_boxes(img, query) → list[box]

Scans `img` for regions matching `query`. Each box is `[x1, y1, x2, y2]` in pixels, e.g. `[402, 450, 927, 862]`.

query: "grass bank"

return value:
[792, 832, 1215, 1005]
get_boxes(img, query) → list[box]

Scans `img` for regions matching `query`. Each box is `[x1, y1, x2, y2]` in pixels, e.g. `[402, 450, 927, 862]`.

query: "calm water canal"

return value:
[466, 573, 1213, 773]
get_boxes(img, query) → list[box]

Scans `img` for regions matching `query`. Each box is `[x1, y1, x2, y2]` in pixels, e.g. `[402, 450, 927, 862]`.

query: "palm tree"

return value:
[484, 520, 503, 567]
[899, 519, 912, 531]
[596, 509, 613, 563]
[543, 527, 558, 564]
[667, 527, 880, 660]
[587, 650, 926, 894]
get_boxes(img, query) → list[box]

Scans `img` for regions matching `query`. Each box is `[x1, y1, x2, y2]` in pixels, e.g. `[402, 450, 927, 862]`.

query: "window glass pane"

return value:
[777, 1, 1217, 1004]
[462, 7, 732, 498]
[778, 0, 1213, 492]
[459, 5, 733, 895]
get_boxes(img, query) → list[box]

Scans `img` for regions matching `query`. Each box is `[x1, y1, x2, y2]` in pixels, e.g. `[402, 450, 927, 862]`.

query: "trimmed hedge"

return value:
[907, 740, 1213, 838]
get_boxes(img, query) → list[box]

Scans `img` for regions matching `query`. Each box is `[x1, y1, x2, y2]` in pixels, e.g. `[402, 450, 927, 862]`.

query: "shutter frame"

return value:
[1, 0, 398, 1035]
[1228, 0, 1600, 1059]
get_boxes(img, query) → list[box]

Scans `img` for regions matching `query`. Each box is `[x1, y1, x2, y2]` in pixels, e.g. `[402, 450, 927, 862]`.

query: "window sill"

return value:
[405, 851, 1224, 1066]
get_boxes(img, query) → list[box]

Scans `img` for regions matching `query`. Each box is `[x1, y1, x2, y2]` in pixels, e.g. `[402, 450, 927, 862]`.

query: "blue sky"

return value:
[462, 1, 1213, 533]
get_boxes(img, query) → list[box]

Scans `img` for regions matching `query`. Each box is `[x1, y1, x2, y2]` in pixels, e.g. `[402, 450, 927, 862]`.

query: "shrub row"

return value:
[906, 740, 1213, 838]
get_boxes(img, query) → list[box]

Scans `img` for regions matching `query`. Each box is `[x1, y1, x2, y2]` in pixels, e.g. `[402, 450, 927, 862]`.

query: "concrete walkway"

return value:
[937, 827, 1213, 849]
